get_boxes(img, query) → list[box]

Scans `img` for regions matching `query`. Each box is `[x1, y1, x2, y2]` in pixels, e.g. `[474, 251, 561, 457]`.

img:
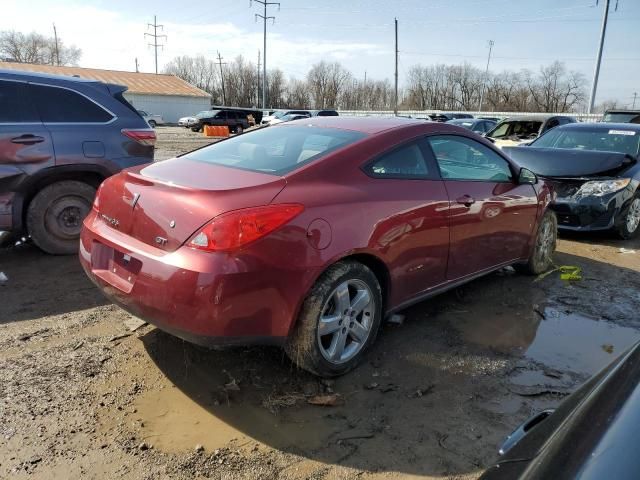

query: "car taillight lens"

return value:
[188, 204, 305, 252]
[121, 129, 156, 146]
[92, 183, 104, 212]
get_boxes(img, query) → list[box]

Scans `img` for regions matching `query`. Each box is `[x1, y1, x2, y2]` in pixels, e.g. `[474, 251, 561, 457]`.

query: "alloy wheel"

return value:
[317, 279, 375, 365]
[626, 198, 640, 233]
[535, 216, 555, 265]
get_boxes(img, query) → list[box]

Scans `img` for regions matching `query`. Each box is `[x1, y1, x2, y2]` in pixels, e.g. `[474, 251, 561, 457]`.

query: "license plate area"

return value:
[91, 242, 142, 294]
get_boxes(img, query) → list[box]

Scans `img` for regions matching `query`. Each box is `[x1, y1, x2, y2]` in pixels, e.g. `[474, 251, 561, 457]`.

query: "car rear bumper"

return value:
[79, 213, 307, 346]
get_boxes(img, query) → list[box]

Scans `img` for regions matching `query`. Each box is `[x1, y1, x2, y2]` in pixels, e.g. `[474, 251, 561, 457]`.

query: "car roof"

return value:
[279, 115, 427, 134]
[557, 122, 640, 131]
[0, 68, 98, 84]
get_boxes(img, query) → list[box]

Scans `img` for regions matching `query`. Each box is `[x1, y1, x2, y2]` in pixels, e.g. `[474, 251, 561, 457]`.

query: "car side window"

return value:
[29, 84, 114, 123]
[427, 135, 513, 182]
[0, 81, 39, 123]
[365, 142, 430, 179]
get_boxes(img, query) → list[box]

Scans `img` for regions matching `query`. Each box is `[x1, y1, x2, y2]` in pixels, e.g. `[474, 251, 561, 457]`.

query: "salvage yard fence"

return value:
[338, 110, 601, 123]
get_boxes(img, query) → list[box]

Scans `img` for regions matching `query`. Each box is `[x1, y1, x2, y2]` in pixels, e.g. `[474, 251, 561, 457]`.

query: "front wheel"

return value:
[517, 210, 557, 275]
[148, 120, 156, 128]
[285, 261, 383, 377]
[617, 195, 640, 240]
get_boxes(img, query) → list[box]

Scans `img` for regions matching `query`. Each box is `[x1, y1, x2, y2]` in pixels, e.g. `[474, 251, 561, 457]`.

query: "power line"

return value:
[216, 51, 227, 105]
[251, 0, 280, 109]
[145, 15, 167, 75]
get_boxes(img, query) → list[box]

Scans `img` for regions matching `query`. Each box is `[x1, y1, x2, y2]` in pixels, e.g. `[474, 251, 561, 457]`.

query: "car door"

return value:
[426, 134, 538, 280]
[0, 79, 55, 228]
[363, 139, 450, 304]
[27, 83, 115, 168]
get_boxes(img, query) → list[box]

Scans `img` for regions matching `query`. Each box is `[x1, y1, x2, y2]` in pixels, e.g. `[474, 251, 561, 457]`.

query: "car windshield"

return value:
[196, 110, 218, 118]
[602, 112, 640, 123]
[532, 128, 640, 156]
[182, 125, 366, 174]
[488, 121, 543, 139]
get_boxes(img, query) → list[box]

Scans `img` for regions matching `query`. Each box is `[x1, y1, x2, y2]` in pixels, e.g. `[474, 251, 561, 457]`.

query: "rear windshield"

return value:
[488, 121, 542, 139]
[532, 128, 640, 156]
[182, 125, 366, 174]
[602, 112, 640, 124]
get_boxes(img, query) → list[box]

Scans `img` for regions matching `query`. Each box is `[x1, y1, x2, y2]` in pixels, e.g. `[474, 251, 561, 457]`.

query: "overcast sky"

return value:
[2, 0, 639, 107]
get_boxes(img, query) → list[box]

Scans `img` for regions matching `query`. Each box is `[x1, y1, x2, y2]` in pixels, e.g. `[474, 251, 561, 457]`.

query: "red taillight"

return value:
[121, 129, 156, 146]
[187, 204, 305, 252]
[92, 182, 105, 212]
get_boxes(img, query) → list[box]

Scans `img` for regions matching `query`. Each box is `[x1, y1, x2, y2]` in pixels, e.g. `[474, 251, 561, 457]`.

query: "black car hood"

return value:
[504, 147, 636, 178]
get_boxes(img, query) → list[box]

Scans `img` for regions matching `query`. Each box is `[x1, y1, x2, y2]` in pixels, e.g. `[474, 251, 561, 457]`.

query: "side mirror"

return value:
[518, 167, 537, 185]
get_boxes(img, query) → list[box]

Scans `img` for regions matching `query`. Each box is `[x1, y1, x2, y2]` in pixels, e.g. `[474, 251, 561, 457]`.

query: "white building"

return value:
[0, 62, 211, 123]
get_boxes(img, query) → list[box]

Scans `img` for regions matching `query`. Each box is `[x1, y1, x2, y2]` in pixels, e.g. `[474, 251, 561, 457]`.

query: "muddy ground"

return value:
[1, 127, 640, 479]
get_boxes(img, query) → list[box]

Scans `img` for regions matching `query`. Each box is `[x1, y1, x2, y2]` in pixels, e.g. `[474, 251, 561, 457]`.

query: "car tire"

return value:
[148, 120, 156, 128]
[616, 194, 640, 240]
[516, 210, 557, 275]
[285, 261, 383, 377]
[26, 180, 96, 255]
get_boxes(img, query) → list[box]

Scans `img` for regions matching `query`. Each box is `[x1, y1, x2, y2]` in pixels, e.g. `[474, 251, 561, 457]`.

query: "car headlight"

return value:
[576, 178, 631, 197]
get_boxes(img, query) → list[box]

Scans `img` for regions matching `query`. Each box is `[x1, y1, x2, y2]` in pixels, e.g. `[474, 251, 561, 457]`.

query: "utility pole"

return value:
[252, 0, 280, 109]
[478, 39, 494, 112]
[633, 92, 638, 109]
[52, 24, 60, 66]
[257, 50, 261, 107]
[216, 51, 227, 105]
[135, 58, 139, 73]
[589, 0, 611, 113]
[145, 15, 166, 75]
[394, 18, 398, 115]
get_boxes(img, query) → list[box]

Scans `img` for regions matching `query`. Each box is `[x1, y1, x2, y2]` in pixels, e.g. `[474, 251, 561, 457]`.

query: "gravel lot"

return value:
[2, 127, 640, 479]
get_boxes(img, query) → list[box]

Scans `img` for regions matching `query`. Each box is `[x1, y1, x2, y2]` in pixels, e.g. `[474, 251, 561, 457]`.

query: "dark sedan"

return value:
[505, 123, 640, 239]
[481, 341, 640, 479]
[80, 117, 555, 377]
[446, 118, 497, 135]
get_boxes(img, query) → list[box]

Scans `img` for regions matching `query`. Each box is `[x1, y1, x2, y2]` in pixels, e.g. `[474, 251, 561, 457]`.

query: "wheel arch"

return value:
[13, 164, 109, 233]
[287, 250, 392, 336]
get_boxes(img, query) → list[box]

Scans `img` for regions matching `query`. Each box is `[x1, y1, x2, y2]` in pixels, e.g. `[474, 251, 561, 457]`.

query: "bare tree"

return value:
[527, 61, 586, 112]
[307, 61, 351, 108]
[0, 30, 81, 66]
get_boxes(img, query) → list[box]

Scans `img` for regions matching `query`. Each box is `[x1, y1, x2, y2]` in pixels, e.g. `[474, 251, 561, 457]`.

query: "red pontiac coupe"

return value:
[80, 117, 556, 376]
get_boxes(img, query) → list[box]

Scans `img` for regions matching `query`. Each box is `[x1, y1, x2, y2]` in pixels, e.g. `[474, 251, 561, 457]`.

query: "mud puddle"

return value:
[454, 305, 640, 376]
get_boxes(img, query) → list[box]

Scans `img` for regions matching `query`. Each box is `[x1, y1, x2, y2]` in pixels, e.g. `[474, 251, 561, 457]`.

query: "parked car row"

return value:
[262, 109, 339, 125]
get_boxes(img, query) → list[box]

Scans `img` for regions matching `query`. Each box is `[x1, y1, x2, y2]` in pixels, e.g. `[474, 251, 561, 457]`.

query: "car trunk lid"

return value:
[96, 159, 286, 252]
